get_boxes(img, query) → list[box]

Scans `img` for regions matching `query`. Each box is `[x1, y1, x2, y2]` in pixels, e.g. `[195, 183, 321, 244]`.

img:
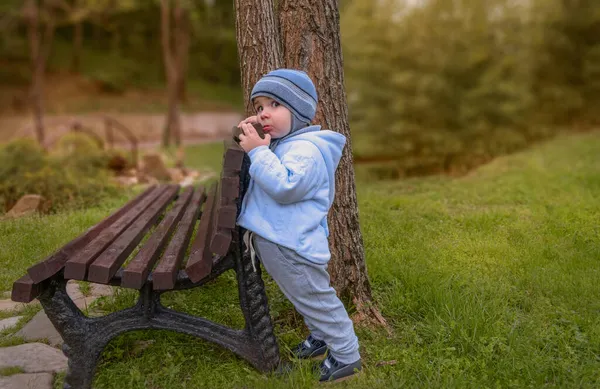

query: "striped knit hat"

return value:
[251, 69, 318, 127]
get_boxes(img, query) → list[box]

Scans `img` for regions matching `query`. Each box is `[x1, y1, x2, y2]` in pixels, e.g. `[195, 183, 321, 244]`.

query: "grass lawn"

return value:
[0, 132, 599, 388]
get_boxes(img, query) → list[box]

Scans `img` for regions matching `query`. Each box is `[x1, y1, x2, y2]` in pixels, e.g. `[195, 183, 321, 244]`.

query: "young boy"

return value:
[236, 69, 361, 382]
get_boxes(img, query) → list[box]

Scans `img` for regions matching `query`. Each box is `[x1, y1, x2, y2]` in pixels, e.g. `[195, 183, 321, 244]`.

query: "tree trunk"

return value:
[71, 21, 82, 73]
[25, 0, 54, 149]
[234, 0, 282, 116]
[165, 83, 181, 146]
[160, 0, 181, 147]
[174, 1, 190, 104]
[278, 0, 386, 327]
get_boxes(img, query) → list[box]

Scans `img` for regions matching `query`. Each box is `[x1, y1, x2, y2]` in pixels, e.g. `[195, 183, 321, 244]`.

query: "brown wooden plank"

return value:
[11, 274, 42, 303]
[120, 187, 195, 289]
[217, 168, 239, 227]
[26, 186, 157, 283]
[216, 204, 237, 229]
[63, 185, 172, 280]
[222, 140, 245, 171]
[86, 185, 180, 284]
[185, 184, 218, 283]
[209, 182, 232, 255]
[232, 123, 265, 144]
[210, 230, 231, 256]
[219, 175, 240, 200]
[153, 186, 206, 290]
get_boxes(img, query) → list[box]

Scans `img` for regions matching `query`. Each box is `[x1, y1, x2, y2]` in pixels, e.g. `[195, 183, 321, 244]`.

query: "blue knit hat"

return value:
[251, 69, 318, 126]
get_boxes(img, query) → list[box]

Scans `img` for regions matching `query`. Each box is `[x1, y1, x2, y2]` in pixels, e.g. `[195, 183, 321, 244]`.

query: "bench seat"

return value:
[13, 143, 245, 301]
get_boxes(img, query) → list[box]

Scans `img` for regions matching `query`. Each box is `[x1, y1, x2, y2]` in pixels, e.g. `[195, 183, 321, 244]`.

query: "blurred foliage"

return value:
[0, 0, 240, 89]
[0, 136, 120, 213]
[1, 0, 599, 177]
[341, 0, 600, 176]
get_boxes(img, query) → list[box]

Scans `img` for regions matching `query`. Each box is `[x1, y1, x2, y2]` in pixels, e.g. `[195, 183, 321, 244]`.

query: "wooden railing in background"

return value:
[70, 116, 138, 167]
[103, 116, 138, 167]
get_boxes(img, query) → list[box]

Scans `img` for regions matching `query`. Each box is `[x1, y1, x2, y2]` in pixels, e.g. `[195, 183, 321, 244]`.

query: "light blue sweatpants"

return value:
[252, 233, 360, 364]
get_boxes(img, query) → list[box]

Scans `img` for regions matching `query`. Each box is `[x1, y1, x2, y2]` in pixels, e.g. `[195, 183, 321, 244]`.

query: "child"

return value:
[236, 69, 361, 382]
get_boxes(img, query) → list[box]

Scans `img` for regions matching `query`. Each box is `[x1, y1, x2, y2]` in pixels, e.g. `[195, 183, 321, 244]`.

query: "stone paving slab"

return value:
[67, 281, 113, 310]
[0, 300, 37, 313]
[14, 282, 115, 345]
[15, 311, 63, 347]
[90, 283, 113, 297]
[0, 343, 67, 373]
[2, 281, 112, 312]
[0, 372, 53, 389]
[0, 317, 22, 331]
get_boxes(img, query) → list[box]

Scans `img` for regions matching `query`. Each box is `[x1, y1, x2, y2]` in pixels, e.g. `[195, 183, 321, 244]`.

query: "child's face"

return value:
[253, 96, 292, 139]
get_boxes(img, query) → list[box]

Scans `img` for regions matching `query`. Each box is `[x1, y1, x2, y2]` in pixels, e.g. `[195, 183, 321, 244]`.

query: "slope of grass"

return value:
[358, 132, 600, 387]
[0, 133, 599, 388]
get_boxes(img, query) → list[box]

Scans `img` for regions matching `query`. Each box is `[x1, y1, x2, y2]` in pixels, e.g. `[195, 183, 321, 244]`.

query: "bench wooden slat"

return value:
[120, 187, 195, 289]
[222, 140, 245, 172]
[185, 184, 218, 283]
[86, 185, 180, 284]
[209, 156, 242, 255]
[26, 186, 157, 284]
[153, 186, 206, 290]
[217, 169, 240, 229]
[11, 274, 43, 303]
[209, 181, 230, 256]
[216, 205, 237, 229]
[63, 185, 172, 280]
[210, 230, 231, 256]
[219, 175, 240, 199]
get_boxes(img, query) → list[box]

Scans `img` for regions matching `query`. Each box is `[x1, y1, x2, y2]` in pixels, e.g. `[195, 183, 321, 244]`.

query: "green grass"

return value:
[1, 133, 600, 387]
[0, 191, 137, 291]
[182, 142, 228, 174]
[0, 366, 24, 376]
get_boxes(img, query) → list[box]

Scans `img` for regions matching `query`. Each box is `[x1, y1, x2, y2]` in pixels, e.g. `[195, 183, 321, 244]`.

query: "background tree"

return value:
[160, 0, 189, 147]
[24, 0, 58, 148]
[61, 0, 115, 73]
[278, 0, 385, 325]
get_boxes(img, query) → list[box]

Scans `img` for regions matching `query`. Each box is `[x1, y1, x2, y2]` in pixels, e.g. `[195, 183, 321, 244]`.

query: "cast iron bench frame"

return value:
[11, 141, 280, 389]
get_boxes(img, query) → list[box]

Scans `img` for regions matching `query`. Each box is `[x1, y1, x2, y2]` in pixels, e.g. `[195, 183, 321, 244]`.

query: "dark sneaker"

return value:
[318, 354, 362, 382]
[291, 335, 328, 359]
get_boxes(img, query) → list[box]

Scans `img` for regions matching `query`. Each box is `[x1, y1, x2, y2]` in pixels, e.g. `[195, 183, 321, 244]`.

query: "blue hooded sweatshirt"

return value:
[237, 125, 346, 265]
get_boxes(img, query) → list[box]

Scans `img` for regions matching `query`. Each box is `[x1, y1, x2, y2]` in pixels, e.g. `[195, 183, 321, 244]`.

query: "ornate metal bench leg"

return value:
[61, 343, 105, 389]
[234, 239, 281, 372]
[37, 277, 102, 389]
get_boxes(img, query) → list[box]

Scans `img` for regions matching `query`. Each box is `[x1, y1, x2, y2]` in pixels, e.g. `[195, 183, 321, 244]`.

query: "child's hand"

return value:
[238, 122, 271, 152]
[238, 116, 258, 127]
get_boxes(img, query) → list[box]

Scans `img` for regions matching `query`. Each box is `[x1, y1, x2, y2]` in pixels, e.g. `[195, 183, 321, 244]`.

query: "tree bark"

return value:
[234, 0, 282, 116]
[278, 0, 386, 326]
[25, 0, 54, 149]
[160, 0, 182, 147]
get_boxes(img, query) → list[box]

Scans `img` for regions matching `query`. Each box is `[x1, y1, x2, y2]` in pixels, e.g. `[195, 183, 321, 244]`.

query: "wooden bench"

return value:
[11, 141, 280, 389]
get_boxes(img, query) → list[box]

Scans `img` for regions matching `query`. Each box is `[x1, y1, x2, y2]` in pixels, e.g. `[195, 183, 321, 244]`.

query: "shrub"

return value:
[0, 136, 121, 213]
[53, 132, 111, 176]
